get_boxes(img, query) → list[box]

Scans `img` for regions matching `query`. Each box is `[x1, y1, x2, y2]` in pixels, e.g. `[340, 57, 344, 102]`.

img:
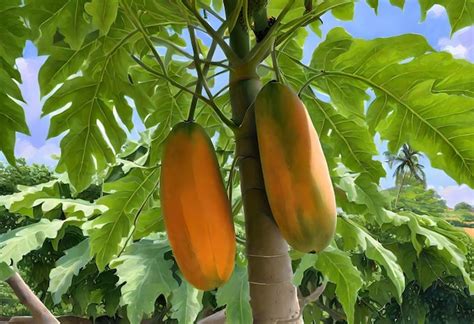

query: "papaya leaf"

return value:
[303, 95, 385, 181]
[0, 262, 15, 281]
[404, 212, 474, 292]
[48, 239, 93, 304]
[0, 180, 60, 217]
[40, 17, 146, 191]
[35, 198, 107, 219]
[84, 0, 119, 36]
[0, 4, 29, 164]
[304, 29, 474, 187]
[169, 279, 203, 324]
[38, 37, 96, 97]
[132, 207, 164, 240]
[216, 264, 252, 324]
[418, 0, 474, 34]
[337, 217, 405, 302]
[25, 0, 92, 51]
[315, 246, 363, 324]
[0, 219, 65, 266]
[293, 245, 363, 324]
[110, 240, 178, 324]
[334, 167, 391, 223]
[309, 27, 366, 123]
[89, 167, 161, 270]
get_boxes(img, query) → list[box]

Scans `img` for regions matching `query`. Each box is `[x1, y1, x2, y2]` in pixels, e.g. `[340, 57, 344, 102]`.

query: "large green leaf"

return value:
[169, 279, 203, 324]
[42, 76, 127, 192]
[334, 166, 391, 223]
[0, 180, 60, 217]
[35, 198, 107, 219]
[110, 240, 178, 324]
[0, 4, 29, 164]
[303, 95, 385, 181]
[216, 264, 252, 324]
[0, 219, 65, 266]
[89, 167, 161, 270]
[48, 239, 93, 304]
[418, 0, 474, 34]
[304, 28, 474, 187]
[84, 0, 119, 36]
[39, 14, 148, 191]
[404, 213, 474, 292]
[25, 0, 92, 51]
[337, 217, 405, 302]
[294, 246, 363, 324]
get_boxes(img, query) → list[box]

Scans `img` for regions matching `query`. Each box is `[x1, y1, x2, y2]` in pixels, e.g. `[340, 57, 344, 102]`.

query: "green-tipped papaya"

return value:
[160, 122, 235, 290]
[255, 82, 336, 252]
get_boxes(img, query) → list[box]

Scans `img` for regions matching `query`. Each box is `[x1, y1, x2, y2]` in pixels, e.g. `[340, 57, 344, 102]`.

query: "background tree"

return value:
[384, 144, 426, 208]
[385, 181, 447, 217]
[455, 202, 474, 212]
[0, 1, 473, 323]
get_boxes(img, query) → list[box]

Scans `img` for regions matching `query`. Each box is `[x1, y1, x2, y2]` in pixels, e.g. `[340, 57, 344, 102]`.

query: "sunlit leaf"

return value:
[110, 240, 178, 324]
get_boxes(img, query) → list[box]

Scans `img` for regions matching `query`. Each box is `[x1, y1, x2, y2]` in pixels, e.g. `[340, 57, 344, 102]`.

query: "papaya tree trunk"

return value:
[224, 2, 301, 322]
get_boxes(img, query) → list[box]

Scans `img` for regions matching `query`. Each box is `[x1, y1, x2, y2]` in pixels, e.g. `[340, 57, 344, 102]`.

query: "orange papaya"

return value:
[160, 122, 235, 290]
[255, 81, 337, 253]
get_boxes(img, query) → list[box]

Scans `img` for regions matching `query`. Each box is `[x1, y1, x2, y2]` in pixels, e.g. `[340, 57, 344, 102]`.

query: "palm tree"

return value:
[384, 144, 426, 208]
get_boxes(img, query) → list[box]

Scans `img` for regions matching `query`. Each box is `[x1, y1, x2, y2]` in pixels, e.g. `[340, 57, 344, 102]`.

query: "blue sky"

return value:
[3, 0, 474, 207]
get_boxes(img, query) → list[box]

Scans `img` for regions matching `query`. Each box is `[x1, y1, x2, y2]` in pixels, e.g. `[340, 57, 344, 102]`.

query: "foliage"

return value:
[455, 202, 474, 212]
[0, 0, 473, 323]
[385, 183, 448, 217]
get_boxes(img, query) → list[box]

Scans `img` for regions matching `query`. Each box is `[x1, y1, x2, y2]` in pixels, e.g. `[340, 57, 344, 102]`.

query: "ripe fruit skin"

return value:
[160, 122, 235, 290]
[255, 82, 337, 253]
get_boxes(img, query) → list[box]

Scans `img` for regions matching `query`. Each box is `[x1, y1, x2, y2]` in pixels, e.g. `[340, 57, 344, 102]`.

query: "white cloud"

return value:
[437, 184, 474, 208]
[438, 27, 474, 61]
[427, 5, 446, 18]
[442, 44, 468, 58]
[15, 138, 60, 167]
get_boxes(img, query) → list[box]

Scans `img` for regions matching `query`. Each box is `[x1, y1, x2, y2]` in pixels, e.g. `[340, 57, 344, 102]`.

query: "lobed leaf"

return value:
[89, 167, 161, 270]
[169, 279, 203, 324]
[110, 240, 178, 324]
[216, 264, 253, 324]
[48, 239, 93, 304]
[337, 217, 405, 301]
[0, 219, 65, 266]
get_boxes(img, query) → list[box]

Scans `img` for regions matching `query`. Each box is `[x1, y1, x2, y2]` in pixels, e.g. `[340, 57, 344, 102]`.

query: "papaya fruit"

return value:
[255, 81, 336, 253]
[160, 122, 235, 290]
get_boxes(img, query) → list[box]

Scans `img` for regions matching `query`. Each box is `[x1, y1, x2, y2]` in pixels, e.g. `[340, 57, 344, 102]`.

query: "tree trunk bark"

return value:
[230, 74, 301, 323]
[221, 2, 301, 321]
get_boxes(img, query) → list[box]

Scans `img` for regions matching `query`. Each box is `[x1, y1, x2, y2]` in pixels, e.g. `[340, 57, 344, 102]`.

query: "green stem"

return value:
[197, 0, 226, 22]
[247, 0, 295, 66]
[227, 0, 244, 34]
[175, 69, 229, 99]
[181, 0, 240, 64]
[187, 24, 228, 122]
[214, 84, 230, 98]
[298, 71, 326, 96]
[131, 55, 237, 130]
[271, 42, 282, 82]
[252, 3, 268, 34]
[122, 1, 168, 77]
[187, 25, 206, 121]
